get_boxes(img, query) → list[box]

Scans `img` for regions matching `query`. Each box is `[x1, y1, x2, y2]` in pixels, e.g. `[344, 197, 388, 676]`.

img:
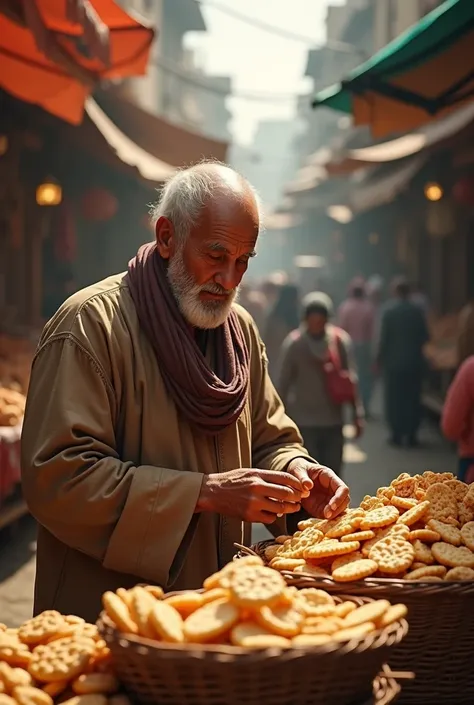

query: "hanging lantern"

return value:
[424, 182, 443, 202]
[81, 187, 118, 222]
[36, 177, 62, 206]
[452, 175, 474, 205]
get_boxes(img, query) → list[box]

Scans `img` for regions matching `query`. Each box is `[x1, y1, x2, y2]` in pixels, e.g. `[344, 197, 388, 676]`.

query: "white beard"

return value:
[167, 247, 238, 329]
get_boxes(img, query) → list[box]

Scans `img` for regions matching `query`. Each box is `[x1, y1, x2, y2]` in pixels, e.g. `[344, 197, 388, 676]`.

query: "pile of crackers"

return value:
[102, 557, 406, 649]
[265, 472, 474, 583]
[0, 613, 129, 705]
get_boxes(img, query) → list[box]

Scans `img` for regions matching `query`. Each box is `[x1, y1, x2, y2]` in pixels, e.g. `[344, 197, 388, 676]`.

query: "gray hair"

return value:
[149, 161, 263, 243]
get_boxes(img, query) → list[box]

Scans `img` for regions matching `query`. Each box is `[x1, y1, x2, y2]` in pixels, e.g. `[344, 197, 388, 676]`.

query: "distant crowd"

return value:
[240, 272, 473, 483]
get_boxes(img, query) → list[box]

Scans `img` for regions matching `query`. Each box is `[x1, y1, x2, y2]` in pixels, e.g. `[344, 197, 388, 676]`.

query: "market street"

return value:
[0, 401, 456, 627]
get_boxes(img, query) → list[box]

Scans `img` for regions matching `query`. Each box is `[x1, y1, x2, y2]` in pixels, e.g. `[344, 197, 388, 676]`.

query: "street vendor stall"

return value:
[312, 0, 474, 137]
[0, 333, 35, 529]
[0, 560, 410, 705]
[242, 470, 474, 705]
[423, 312, 459, 414]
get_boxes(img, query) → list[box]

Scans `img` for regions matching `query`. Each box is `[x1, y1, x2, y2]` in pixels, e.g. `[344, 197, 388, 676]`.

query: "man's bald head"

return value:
[152, 161, 262, 329]
[151, 161, 262, 243]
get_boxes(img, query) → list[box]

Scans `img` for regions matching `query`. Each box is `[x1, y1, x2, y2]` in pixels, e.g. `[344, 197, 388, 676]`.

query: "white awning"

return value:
[85, 98, 175, 183]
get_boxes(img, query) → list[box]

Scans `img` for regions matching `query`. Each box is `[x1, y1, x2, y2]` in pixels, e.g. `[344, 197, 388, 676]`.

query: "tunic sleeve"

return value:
[21, 335, 204, 587]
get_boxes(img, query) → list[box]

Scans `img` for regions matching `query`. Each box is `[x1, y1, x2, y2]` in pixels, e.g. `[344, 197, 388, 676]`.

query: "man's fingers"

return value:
[257, 482, 303, 503]
[259, 497, 301, 516]
[258, 511, 281, 525]
[324, 486, 350, 518]
[261, 470, 305, 492]
[289, 462, 313, 492]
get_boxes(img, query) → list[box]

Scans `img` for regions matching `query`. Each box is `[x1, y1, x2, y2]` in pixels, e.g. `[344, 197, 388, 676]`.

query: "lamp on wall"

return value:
[36, 177, 62, 206]
[424, 181, 443, 202]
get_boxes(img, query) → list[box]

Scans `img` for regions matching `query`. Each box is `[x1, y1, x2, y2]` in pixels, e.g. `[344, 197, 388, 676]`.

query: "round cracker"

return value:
[332, 559, 378, 583]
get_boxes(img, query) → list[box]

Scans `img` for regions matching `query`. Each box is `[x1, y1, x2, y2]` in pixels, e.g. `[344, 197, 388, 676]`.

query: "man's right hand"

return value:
[196, 468, 304, 524]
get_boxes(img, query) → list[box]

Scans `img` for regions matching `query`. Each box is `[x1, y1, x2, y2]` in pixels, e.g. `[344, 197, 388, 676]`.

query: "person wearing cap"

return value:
[277, 292, 364, 479]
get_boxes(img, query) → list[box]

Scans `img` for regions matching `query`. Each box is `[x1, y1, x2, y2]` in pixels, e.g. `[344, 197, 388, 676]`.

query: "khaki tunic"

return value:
[21, 273, 308, 622]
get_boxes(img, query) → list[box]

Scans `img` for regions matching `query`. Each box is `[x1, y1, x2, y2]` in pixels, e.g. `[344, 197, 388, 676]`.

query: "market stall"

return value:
[423, 313, 459, 414]
[0, 333, 35, 529]
[0, 560, 409, 705]
[244, 470, 474, 705]
[5, 471, 473, 703]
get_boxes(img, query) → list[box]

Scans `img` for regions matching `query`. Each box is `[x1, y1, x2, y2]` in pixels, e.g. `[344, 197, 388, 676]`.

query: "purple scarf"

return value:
[127, 242, 249, 435]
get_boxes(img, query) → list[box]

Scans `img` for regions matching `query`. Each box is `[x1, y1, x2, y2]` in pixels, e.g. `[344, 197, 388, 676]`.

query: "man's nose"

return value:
[215, 263, 239, 291]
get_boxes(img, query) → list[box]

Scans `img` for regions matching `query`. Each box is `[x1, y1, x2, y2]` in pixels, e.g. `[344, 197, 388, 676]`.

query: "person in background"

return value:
[277, 292, 364, 479]
[377, 277, 429, 448]
[338, 277, 375, 418]
[441, 356, 474, 483]
[263, 282, 300, 380]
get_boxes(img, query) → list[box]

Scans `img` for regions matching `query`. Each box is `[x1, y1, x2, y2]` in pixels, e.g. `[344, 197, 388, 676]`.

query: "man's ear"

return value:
[155, 216, 174, 259]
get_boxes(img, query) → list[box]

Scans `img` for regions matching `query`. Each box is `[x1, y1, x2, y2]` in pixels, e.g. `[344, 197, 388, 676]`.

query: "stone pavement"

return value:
[0, 401, 457, 627]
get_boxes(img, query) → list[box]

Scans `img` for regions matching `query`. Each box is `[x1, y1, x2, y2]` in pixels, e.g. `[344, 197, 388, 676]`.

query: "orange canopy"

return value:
[0, 0, 154, 124]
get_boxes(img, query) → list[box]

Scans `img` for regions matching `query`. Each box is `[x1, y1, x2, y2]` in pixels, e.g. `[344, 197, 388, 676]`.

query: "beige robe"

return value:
[21, 273, 308, 622]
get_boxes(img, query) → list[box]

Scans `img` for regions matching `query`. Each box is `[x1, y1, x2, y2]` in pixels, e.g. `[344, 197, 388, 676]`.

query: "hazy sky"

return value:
[186, 0, 345, 145]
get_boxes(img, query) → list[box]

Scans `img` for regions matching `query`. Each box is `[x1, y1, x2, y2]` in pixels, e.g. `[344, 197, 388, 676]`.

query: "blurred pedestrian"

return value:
[377, 277, 429, 448]
[441, 356, 474, 483]
[263, 282, 300, 380]
[338, 277, 375, 417]
[277, 292, 364, 478]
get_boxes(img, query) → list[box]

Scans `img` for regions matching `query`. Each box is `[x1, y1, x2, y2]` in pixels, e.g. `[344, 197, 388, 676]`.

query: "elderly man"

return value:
[21, 162, 349, 622]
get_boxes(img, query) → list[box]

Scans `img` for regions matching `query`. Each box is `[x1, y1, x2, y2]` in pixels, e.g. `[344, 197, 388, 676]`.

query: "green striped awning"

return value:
[312, 0, 474, 136]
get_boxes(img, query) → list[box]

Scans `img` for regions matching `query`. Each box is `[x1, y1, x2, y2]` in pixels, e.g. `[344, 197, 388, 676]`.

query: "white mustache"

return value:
[200, 283, 235, 296]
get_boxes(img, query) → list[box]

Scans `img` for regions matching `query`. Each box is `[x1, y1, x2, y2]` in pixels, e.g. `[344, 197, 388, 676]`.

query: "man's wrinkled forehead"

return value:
[196, 185, 260, 236]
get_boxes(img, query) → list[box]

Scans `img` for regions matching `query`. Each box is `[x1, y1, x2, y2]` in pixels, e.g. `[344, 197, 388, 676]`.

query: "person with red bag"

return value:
[277, 292, 364, 479]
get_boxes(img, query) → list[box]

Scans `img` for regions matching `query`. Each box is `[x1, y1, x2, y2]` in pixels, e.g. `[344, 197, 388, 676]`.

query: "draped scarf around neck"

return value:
[127, 242, 250, 435]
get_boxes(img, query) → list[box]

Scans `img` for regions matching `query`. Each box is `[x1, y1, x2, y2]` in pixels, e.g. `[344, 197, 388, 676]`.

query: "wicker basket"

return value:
[97, 594, 407, 705]
[242, 540, 474, 705]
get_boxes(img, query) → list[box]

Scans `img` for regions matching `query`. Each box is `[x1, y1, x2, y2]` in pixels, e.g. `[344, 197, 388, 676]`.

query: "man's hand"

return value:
[197, 469, 304, 524]
[287, 458, 350, 519]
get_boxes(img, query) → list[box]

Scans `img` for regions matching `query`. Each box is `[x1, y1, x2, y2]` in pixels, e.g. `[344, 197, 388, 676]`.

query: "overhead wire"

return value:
[151, 56, 309, 102]
[146, 1, 366, 103]
[193, 0, 367, 55]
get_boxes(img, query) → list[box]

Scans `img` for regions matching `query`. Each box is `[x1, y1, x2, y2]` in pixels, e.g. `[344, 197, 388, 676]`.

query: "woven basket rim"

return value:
[244, 540, 474, 593]
[98, 597, 408, 661]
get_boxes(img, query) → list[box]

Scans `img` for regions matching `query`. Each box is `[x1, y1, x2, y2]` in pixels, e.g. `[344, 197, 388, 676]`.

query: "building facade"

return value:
[373, 0, 445, 50]
[117, 0, 232, 141]
[298, 0, 374, 157]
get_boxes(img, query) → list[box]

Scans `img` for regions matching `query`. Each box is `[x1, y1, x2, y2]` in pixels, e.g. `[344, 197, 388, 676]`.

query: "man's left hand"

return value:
[287, 458, 350, 520]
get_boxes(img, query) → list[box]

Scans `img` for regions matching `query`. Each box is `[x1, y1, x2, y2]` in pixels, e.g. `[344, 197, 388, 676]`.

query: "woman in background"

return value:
[263, 283, 300, 381]
[442, 356, 474, 483]
[277, 292, 364, 479]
